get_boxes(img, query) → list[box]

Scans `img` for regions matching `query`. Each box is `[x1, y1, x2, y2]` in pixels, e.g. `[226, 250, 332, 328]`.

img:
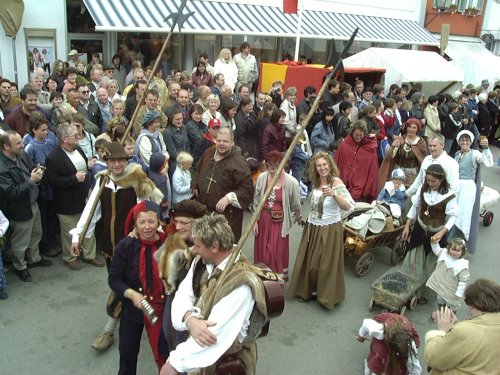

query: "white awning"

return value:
[83, 0, 439, 45]
[444, 41, 500, 87]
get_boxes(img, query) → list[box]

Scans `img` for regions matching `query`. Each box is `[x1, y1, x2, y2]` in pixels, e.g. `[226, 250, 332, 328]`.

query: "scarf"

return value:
[138, 235, 165, 300]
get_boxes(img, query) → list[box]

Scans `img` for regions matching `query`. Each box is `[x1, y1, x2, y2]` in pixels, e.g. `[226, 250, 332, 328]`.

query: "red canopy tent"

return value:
[258, 61, 386, 101]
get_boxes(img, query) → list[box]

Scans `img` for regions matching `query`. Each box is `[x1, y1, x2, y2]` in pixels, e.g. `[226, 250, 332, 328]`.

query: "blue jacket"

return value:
[311, 120, 335, 154]
[377, 182, 406, 210]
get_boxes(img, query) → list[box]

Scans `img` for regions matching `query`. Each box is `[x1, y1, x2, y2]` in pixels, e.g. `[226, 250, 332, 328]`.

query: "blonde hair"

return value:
[177, 151, 193, 165]
[308, 151, 339, 188]
[191, 213, 234, 251]
[123, 136, 135, 146]
[218, 48, 233, 62]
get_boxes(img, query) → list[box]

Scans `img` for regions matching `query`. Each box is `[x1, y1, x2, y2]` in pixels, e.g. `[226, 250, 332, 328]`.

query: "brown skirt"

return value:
[288, 221, 345, 309]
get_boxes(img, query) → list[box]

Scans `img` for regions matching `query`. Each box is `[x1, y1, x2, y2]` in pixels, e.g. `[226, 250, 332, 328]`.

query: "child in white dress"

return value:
[426, 238, 470, 312]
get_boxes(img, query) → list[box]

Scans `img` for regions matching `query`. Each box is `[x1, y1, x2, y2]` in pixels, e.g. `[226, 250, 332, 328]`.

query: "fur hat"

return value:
[103, 142, 129, 160]
[142, 111, 161, 128]
[171, 200, 208, 219]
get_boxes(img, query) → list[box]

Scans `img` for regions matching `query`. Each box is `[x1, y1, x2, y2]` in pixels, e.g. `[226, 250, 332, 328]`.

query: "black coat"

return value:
[0, 151, 38, 221]
[45, 146, 90, 215]
[477, 101, 491, 136]
[234, 110, 258, 159]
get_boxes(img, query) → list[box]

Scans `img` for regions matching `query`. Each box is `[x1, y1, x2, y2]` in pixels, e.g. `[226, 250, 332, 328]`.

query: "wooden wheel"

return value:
[390, 239, 406, 266]
[355, 252, 374, 277]
[483, 211, 494, 227]
[368, 297, 375, 311]
[409, 296, 418, 310]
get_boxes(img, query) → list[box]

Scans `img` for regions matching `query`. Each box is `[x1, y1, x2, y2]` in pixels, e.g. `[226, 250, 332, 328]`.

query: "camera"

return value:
[273, 87, 280, 93]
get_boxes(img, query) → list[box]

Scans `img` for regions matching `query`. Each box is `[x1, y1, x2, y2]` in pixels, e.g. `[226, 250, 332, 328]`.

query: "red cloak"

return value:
[334, 133, 378, 201]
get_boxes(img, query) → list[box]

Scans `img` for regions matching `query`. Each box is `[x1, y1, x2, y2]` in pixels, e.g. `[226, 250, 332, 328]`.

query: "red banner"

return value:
[283, 0, 298, 14]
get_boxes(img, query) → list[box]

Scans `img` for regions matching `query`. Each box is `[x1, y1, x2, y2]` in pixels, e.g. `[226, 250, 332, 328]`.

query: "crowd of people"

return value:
[1, 41, 500, 374]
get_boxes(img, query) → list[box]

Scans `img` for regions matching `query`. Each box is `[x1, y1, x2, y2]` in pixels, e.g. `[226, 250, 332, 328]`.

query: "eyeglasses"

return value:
[80, 90, 90, 94]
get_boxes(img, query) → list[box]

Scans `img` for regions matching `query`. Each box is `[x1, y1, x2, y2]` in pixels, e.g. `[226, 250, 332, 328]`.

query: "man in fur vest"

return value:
[160, 213, 271, 375]
[70, 142, 163, 351]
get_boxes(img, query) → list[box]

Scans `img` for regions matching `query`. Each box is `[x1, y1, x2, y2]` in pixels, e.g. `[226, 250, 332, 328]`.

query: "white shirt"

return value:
[171, 166, 192, 203]
[169, 254, 255, 373]
[407, 187, 458, 231]
[406, 152, 460, 197]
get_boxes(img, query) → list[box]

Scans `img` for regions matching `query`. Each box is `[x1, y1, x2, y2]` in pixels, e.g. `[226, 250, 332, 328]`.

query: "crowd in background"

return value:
[1, 40, 500, 374]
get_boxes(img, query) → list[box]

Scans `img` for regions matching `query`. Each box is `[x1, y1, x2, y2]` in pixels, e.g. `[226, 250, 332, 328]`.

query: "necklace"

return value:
[267, 186, 278, 209]
[424, 191, 440, 217]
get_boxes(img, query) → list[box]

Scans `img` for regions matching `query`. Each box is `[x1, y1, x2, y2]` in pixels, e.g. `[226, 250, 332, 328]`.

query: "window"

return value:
[458, 0, 484, 13]
[432, 0, 458, 10]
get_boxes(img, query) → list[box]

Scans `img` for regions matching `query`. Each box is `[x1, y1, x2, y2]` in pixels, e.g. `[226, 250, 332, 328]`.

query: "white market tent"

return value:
[343, 48, 464, 96]
[444, 41, 500, 88]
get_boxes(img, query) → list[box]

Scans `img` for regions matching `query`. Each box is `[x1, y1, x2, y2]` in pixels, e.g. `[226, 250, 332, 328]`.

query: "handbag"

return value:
[106, 290, 122, 319]
[270, 210, 284, 223]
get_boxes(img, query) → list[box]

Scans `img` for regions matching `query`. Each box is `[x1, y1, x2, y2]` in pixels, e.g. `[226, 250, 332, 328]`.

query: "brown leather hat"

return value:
[103, 142, 129, 160]
[171, 200, 208, 219]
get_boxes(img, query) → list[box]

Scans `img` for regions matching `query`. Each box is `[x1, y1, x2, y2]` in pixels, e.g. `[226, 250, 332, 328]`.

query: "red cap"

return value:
[208, 118, 221, 128]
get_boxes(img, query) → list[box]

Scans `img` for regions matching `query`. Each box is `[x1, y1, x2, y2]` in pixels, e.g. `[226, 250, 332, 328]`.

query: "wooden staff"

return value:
[200, 29, 359, 318]
[78, 1, 193, 246]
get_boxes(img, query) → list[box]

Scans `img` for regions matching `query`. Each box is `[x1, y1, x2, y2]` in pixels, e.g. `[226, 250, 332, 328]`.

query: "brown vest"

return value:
[419, 192, 455, 229]
[100, 186, 137, 257]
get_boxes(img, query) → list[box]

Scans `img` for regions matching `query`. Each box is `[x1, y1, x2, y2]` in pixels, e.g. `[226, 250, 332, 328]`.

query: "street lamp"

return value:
[425, 0, 455, 26]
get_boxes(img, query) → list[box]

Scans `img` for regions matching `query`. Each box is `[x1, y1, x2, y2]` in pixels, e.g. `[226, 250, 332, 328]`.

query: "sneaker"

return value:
[27, 258, 53, 268]
[91, 331, 114, 352]
[65, 259, 82, 271]
[0, 289, 8, 299]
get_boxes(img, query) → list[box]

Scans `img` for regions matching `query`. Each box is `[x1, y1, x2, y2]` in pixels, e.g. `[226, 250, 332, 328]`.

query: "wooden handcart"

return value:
[344, 224, 406, 277]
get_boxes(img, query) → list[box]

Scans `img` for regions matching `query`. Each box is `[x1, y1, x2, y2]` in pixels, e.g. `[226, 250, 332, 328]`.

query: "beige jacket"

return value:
[424, 105, 441, 137]
[425, 312, 500, 374]
[253, 172, 301, 237]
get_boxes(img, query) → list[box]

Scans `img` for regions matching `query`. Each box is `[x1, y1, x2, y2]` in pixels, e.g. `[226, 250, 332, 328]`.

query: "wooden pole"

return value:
[78, 5, 189, 247]
[200, 52, 346, 318]
[200, 28, 360, 317]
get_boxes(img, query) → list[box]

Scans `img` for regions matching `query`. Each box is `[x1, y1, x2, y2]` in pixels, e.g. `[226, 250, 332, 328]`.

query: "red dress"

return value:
[254, 186, 289, 274]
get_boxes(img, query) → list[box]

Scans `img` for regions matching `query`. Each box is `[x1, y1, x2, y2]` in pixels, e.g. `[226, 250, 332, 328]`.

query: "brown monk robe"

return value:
[192, 128, 254, 241]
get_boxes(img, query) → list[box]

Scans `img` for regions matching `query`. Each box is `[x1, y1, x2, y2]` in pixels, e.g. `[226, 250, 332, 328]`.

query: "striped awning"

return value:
[83, 0, 438, 45]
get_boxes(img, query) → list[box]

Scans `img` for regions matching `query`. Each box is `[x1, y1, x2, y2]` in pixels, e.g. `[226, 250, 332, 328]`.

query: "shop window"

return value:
[116, 33, 183, 78]
[221, 35, 277, 63]
[194, 35, 216, 66]
[67, 1, 97, 33]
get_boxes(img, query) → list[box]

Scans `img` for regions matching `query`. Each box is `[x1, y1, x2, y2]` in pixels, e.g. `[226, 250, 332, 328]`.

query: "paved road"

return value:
[2, 147, 499, 375]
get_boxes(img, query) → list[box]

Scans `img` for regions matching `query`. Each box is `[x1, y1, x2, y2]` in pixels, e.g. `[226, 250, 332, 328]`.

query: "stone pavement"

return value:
[1, 147, 500, 375]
